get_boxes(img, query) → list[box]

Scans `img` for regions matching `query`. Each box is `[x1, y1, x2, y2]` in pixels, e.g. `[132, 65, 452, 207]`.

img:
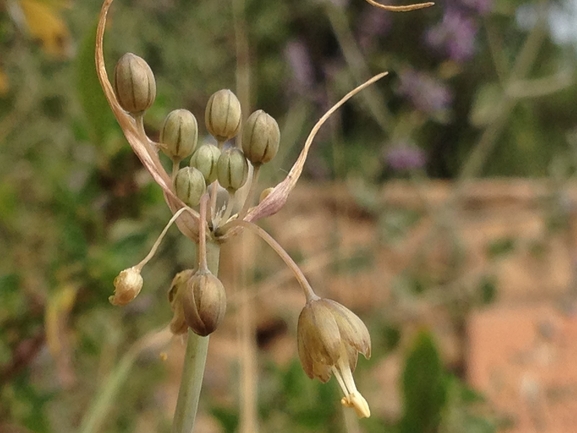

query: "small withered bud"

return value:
[114, 53, 156, 115]
[174, 167, 206, 207]
[182, 269, 227, 336]
[109, 267, 143, 306]
[168, 269, 195, 335]
[297, 298, 371, 418]
[216, 148, 249, 192]
[160, 109, 198, 161]
[190, 143, 221, 184]
[259, 187, 274, 203]
[242, 110, 280, 165]
[205, 89, 242, 142]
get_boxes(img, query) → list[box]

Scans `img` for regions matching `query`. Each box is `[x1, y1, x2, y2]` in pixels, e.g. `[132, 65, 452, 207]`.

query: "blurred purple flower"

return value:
[459, 0, 493, 15]
[384, 144, 426, 171]
[397, 69, 452, 114]
[284, 39, 315, 95]
[356, 7, 392, 52]
[425, 9, 478, 62]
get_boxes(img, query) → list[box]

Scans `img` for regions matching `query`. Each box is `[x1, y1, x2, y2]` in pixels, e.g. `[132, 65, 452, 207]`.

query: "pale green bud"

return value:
[182, 269, 227, 336]
[216, 148, 249, 192]
[190, 143, 221, 184]
[109, 267, 143, 306]
[205, 89, 242, 141]
[242, 110, 280, 164]
[114, 53, 156, 115]
[173, 167, 206, 207]
[160, 109, 198, 161]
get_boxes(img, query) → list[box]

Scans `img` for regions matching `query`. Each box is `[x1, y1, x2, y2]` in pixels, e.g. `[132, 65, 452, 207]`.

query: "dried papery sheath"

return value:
[182, 270, 227, 337]
[190, 143, 221, 184]
[242, 110, 280, 165]
[205, 89, 242, 142]
[160, 109, 199, 161]
[96, 4, 200, 241]
[109, 267, 144, 306]
[216, 148, 249, 192]
[114, 53, 156, 115]
[174, 167, 206, 207]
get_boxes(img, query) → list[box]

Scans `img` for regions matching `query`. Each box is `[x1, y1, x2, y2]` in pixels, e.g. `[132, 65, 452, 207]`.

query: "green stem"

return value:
[172, 237, 220, 433]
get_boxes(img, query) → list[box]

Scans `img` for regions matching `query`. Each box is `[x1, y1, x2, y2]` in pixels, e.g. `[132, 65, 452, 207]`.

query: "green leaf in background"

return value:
[399, 329, 446, 433]
[76, 21, 116, 148]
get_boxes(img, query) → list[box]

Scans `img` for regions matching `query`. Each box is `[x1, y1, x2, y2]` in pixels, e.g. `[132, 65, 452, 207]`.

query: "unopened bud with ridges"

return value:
[242, 110, 280, 164]
[168, 269, 195, 335]
[174, 167, 206, 207]
[109, 267, 143, 306]
[182, 269, 227, 336]
[216, 148, 249, 192]
[259, 187, 274, 203]
[190, 143, 221, 184]
[114, 53, 156, 115]
[160, 109, 198, 161]
[205, 89, 242, 142]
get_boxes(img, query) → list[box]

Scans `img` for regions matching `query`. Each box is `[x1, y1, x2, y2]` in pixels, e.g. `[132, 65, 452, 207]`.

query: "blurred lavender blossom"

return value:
[356, 6, 392, 52]
[397, 68, 452, 114]
[459, 0, 493, 16]
[384, 143, 426, 171]
[284, 39, 315, 96]
[425, 9, 478, 62]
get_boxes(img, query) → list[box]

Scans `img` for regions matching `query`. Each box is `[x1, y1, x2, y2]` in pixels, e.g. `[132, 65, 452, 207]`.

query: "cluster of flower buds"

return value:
[112, 57, 283, 338]
[109, 48, 372, 419]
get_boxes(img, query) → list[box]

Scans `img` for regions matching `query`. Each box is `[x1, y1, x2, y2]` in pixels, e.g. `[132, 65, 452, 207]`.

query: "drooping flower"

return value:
[297, 297, 372, 418]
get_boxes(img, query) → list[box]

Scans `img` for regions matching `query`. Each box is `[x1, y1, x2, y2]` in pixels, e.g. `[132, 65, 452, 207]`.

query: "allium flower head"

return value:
[297, 297, 371, 418]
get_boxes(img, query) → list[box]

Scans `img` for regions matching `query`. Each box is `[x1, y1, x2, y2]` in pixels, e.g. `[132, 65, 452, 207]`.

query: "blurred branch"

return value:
[457, 2, 548, 184]
[506, 70, 574, 98]
[325, 3, 391, 133]
[79, 328, 172, 433]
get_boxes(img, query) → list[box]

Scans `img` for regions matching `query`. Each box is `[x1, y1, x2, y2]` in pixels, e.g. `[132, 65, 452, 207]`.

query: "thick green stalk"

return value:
[172, 240, 220, 433]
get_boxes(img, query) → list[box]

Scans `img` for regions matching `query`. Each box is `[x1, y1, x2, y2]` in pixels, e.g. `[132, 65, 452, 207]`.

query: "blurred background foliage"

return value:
[1, 0, 576, 431]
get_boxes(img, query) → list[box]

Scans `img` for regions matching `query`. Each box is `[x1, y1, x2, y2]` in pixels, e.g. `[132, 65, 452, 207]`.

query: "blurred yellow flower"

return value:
[17, 0, 72, 57]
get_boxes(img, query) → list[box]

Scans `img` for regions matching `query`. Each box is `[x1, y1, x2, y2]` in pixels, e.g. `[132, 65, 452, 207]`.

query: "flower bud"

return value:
[205, 89, 242, 141]
[190, 143, 221, 184]
[168, 269, 195, 335]
[174, 167, 206, 207]
[216, 148, 249, 192]
[259, 187, 274, 203]
[109, 267, 143, 306]
[242, 110, 280, 164]
[114, 53, 156, 115]
[160, 109, 198, 161]
[182, 270, 227, 336]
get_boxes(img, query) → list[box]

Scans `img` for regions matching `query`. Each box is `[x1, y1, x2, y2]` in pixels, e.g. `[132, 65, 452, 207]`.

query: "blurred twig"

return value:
[79, 328, 172, 433]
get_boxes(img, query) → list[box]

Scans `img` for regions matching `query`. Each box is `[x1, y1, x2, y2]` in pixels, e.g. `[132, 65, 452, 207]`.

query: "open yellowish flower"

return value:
[297, 297, 371, 418]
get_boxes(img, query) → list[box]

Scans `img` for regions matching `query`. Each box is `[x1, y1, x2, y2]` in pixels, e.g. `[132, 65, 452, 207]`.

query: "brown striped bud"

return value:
[205, 89, 242, 142]
[174, 167, 206, 207]
[182, 269, 227, 336]
[160, 109, 198, 161]
[190, 143, 221, 184]
[113, 53, 156, 115]
[216, 148, 249, 192]
[242, 110, 280, 164]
